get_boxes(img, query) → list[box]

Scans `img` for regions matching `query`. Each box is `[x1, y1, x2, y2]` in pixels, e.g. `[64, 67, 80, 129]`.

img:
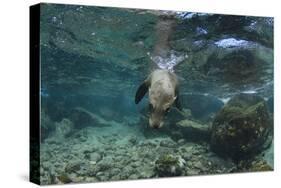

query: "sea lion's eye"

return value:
[165, 107, 170, 113]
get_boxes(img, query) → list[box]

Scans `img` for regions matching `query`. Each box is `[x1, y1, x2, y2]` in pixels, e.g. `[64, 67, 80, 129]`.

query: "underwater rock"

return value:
[159, 138, 177, 148]
[262, 140, 274, 168]
[177, 139, 185, 145]
[57, 173, 72, 184]
[128, 135, 138, 144]
[248, 160, 273, 171]
[176, 119, 211, 142]
[180, 93, 224, 122]
[121, 165, 138, 179]
[177, 119, 209, 131]
[88, 153, 102, 163]
[210, 93, 271, 160]
[203, 49, 264, 85]
[108, 168, 121, 177]
[204, 44, 273, 94]
[243, 17, 273, 48]
[97, 156, 114, 171]
[69, 107, 108, 128]
[96, 172, 109, 181]
[65, 161, 81, 173]
[70, 107, 99, 128]
[155, 154, 186, 177]
[128, 174, 139, 180]
[54, 118, 74, 138]
[138, 166, 155, 178]
[43, 118, 75, 144]
[41, 109, 55, 141]
[203, 152, 237, 173]
[238, 158, 273, 172]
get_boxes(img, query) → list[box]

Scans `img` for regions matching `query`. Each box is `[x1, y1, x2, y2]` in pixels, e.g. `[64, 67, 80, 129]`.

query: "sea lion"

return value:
[135, 69, 182, 128]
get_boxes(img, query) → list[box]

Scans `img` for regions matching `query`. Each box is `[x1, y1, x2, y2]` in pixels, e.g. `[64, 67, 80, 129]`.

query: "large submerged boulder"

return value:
[210, 93, 271, 160]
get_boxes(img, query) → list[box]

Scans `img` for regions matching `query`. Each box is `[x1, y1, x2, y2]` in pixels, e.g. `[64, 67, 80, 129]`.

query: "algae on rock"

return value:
[210, 93, 271, 160]
[155, 154, 186, 177]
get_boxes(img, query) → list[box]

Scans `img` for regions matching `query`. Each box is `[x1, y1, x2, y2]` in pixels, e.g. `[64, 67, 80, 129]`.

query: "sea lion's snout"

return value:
[149, 116, 164, 129]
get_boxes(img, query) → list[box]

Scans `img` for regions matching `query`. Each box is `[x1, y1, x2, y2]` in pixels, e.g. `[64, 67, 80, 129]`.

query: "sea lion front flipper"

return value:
[175, 97, 182, 111]
[135, 81, 149, 104]
[175, 87, 182, 111]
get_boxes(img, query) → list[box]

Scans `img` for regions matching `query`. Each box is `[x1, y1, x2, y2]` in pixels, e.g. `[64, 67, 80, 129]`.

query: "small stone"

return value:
[40, 167, 44, 175]
[57, 173, 72, 184]
[111, 174, 121, 181]
[186, 169, 200, 175]
[96, 172, 104, 176]
[159, 139, 176, 148]
[97, 175, 109, 181]
[97, 156, 113, 170]
[193, 161, 203, 169]
[131, 161, 142, 168]
[128, 174, 139, 180]
[114, 155, 123, 162]
[89, 152, 102, 162]
[84, 177, 98, 182]
[177, 139, 185, 145]
[109, 168, 121, 177]
[177, 119, 208, 130]
[128, 135, 138, 144]
[65, 162, 81, 173]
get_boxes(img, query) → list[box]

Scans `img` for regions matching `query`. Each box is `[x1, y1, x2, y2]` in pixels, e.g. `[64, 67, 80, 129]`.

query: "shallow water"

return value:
[39, 3, 274, 185]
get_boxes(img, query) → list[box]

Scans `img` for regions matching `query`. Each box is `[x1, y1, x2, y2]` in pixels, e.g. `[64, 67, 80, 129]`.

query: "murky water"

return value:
[38, 3, 273, 185]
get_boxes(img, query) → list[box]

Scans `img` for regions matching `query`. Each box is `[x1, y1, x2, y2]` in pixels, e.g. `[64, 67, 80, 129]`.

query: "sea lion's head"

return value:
[148, 88, 176, 129]
[135, 70, 182, 129]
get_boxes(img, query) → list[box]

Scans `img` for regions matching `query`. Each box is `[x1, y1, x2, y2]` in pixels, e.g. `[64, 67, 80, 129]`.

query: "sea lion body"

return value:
[135, 69, 181, 128]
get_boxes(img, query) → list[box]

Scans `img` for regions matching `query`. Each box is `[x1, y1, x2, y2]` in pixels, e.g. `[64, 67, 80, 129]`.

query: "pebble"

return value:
[89, 152, 102, 162]
[177, 139, 185, 145]
[65, 162, 81, 173]
[128, 135, 138, 144]
[159, 139, 176, 147]
[193, 161, 203, 169]
[128, 174, 139, 179]
[96, 171, 104, 176]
